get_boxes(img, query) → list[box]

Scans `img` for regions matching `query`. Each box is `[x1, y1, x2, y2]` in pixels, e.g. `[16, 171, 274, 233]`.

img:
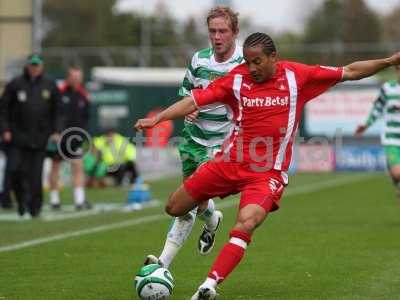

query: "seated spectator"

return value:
[84, 129, 138, 187]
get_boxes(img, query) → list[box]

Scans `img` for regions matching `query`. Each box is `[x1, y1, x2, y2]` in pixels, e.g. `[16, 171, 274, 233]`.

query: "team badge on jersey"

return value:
[274, 77, 288, 91]
[17, 90, 27, 102]
[42, 89, 50, 100]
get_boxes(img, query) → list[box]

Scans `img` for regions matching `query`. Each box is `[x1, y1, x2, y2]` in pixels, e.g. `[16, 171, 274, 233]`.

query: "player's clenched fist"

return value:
[354, 124, 367, 137]
[135, 118, 157, 130]
[389, 52, 400, 66]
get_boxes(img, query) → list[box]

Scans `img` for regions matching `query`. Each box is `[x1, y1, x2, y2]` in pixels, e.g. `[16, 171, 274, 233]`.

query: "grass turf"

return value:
[0, 172, 399, 299]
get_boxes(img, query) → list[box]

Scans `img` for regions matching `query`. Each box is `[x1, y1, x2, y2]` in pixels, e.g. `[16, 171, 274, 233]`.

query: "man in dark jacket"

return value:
[0, 54, 63, 218]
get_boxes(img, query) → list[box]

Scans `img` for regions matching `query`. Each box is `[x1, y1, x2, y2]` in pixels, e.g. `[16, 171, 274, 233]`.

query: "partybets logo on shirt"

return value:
[242, 96, 289, 107]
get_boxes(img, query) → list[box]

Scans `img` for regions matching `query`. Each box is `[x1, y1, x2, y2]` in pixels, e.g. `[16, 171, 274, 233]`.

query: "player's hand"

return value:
[2, 131, 12, 143]
[135, 118, 157, 131]
[389, 52, 400, 66]
[354, 124, 367, 137]
[185, 110, 199, 122]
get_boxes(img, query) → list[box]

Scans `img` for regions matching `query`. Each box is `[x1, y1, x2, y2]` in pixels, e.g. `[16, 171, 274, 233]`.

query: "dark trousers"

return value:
[0, 147, 12, 208]
[0, 169, 12, 208]
[108, 161, 138, 185]
[5, 145, 46, 216]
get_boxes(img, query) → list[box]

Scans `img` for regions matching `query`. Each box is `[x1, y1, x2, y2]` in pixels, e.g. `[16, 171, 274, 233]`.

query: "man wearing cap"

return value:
[0, 54, 63, 218]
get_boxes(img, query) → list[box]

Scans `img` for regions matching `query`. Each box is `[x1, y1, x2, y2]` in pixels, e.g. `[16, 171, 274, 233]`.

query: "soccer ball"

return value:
[134, 264, 174, 300]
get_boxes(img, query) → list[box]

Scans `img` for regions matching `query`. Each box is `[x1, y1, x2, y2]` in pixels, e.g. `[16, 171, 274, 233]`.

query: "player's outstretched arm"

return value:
[134, 96, 197, 130]
[342, 52, 400, 81]
[354, 124, 368, 137]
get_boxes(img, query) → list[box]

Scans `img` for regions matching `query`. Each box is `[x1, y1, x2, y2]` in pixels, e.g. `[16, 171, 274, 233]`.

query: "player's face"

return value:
[208, 17, 237, 59]
[244, 45, 277, 83]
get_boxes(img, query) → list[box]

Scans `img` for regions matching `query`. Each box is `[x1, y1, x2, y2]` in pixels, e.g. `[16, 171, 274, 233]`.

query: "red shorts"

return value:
[184, 160, 285, 212]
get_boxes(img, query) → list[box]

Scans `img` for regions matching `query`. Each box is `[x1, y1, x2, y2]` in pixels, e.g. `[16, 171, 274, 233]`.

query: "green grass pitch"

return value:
[0, 172, 399, 299]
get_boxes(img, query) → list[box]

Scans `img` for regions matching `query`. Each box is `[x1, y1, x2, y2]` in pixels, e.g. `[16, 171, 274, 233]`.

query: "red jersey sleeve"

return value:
[191, 75, 233, 107]
[299, 64, 344, 103]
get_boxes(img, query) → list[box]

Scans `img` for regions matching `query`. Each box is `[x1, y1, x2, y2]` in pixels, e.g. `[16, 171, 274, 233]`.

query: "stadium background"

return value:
[1, 1, 400, 299]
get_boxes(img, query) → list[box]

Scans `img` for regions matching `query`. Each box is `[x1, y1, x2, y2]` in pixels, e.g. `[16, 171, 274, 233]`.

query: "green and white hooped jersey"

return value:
[178, 44, 243, 147]
[366, 80, 400, 146]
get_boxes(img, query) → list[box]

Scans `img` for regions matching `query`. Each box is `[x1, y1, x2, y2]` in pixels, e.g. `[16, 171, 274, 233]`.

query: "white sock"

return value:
[158, 240, 180, 269]
[74, 187, 85, 206]
[200, 277, 218, 289]
[198, 199, 218, 231]
[159, 208, 197, 268]
[50, 190, 60, 205]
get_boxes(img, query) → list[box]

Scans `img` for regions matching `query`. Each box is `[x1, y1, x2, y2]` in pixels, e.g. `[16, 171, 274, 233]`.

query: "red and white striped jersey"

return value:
[191, 61, 343, 183]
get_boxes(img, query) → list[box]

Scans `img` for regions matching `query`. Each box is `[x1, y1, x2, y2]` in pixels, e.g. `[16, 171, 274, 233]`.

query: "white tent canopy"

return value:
[92, 67, 186, 86]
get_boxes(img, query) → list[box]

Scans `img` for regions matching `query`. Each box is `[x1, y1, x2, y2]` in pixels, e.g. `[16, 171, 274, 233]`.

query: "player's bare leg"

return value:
[192, 204, 268, 299]
[145, 184, 201, 267]
[150, 205, 198, 268]
[71, 159, 90, 210]
[145, 171, 222, 267]
[166, 184, 223, 252]
[146, 198, 223, 267]
[165, 184, 199, 216]
[389, 165, 400, 201]
[49, 159, 61, 209]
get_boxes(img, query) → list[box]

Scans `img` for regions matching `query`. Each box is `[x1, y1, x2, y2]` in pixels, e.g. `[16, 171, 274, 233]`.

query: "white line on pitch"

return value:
[0, 215, 165, 253]
[0, 173, 373, 254]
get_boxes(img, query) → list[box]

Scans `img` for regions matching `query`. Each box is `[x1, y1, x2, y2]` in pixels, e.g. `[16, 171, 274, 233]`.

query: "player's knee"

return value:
[165, 194, 183, 217]
[235, 216, 262, 234]
[235, 206, 267, 233]
[197, 200, 208, 212]
[392, 173, 400, 183]
[390, 165, 400, 182]
[165, 201, 178, 217]
[165, 204, 175, 216]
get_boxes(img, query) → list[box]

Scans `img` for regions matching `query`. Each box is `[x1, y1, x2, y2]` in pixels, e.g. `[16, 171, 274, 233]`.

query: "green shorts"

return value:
[83, 153, 107, 178]
[178, 128, 220, 178]
[384, 145, 400, 168]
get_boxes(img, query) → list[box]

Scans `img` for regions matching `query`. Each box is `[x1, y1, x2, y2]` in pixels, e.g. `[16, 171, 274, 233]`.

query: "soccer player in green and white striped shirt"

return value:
[355, 65, 400, 198]
[144, 6, 243, 268]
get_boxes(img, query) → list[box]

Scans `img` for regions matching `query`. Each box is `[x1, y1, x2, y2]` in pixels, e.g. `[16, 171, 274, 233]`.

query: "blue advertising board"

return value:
[335, 145, 386, 171]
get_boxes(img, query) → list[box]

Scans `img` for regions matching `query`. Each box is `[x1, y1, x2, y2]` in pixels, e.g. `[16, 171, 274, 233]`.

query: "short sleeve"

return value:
[178, 55, 196, 97]
[191, 75, 233, 107]
[301, 65, 344, 103]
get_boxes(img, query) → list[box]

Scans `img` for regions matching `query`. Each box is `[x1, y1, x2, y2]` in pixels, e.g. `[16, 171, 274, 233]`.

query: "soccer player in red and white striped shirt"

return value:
[135, 33, 400, 300]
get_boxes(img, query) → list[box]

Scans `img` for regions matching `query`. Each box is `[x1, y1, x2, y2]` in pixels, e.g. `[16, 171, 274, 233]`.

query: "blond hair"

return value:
[207, 6, 239, 33]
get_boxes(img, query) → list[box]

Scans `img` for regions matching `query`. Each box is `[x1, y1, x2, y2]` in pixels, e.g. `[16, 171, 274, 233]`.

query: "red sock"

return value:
[207, 230, 252, 284]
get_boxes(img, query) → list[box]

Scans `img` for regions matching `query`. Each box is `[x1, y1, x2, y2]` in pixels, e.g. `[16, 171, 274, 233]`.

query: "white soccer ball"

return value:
[134, 264, 174, 300]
